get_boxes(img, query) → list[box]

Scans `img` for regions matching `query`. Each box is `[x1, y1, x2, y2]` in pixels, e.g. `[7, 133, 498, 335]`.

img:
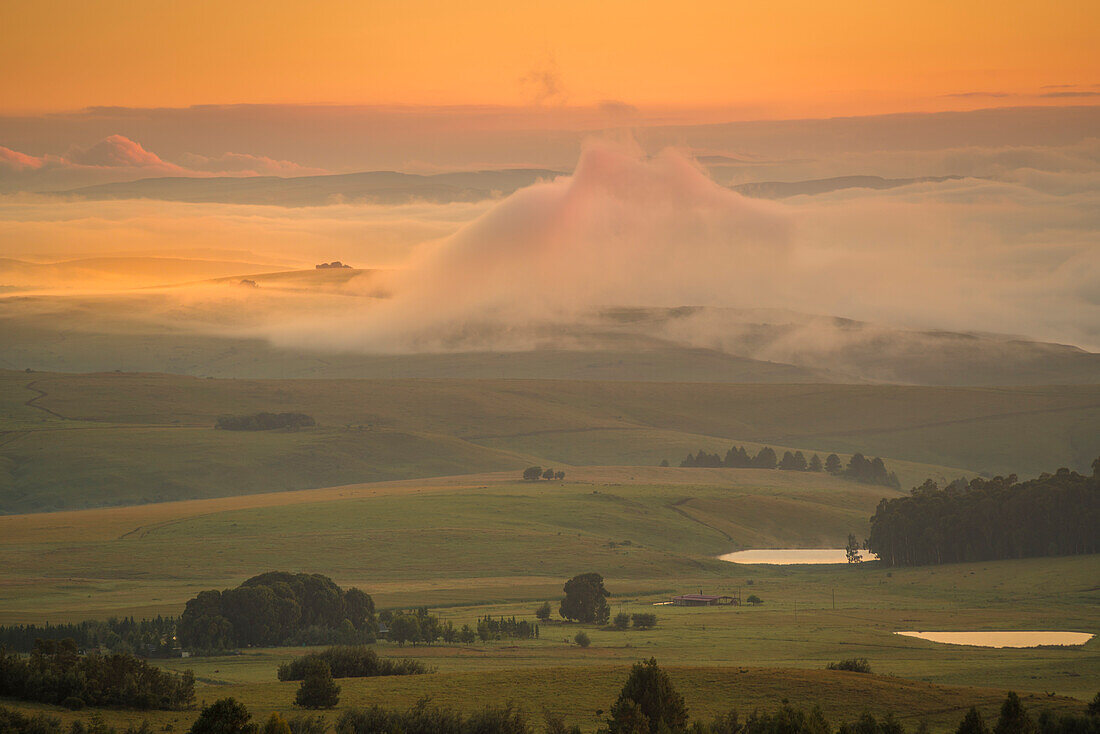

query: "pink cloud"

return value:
[0, 146, 46, 171]
[66, 134, 183, 171]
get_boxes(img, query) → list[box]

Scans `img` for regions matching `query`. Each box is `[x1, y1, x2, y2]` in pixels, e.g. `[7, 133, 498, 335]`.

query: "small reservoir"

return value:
[718, 549, 874, 564]
[895, 631, 1094, 648]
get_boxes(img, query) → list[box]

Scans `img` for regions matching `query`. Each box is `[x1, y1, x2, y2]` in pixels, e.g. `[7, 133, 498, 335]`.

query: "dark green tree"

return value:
[825, 454, 842, 474]
[559, 573, 611, 624]
[613, 613, 631, 630]
[994, 692, 1036, 734]
[809, 454, 824, 472]
[523, 466, 543, 481]
[752, 447, 778, 469]
[536, 601, 552, 621]
[543, 467, 556, 480]
[574, 631, 591, 648]
[746, 595, 763, 606]
[190, 698, 257, 734]
[846, 533, 863, 564]
[958, 708, 991, 734]
[606, 658, 688, 734]
[388, 614, 421, 646]
[294, 660, 340, 709]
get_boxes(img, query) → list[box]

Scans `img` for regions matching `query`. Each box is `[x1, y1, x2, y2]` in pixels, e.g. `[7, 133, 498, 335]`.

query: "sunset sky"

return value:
[3, 0, 1099, 116]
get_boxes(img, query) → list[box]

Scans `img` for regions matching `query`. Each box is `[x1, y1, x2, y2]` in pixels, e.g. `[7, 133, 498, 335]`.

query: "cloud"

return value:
[520, 57, 567, 106]
[66, 134, 182, 170]
[0, 135, 335, 192]
[177, 151, 327, 176]
[254, 139, 1100, 354]
[0, 146, 45, 171]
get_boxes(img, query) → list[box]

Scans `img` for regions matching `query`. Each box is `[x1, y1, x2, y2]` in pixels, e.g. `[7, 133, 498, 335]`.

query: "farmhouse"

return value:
[671, 593, 737, 606]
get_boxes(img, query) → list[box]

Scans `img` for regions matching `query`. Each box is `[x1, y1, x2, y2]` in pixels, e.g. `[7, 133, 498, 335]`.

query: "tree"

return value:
[535, 601, 552, 621]
[778, 451, 799, 470]
[190, 698, 257, 734]
[846, 533, 863, 564]
[825, 454, 842, 474]
[746, 595, 763, 606]
[574, 631, 591, 648]
[809, 454, 824, 472]
[613, 613, 631, 630]
[294, 660, 340, 709]
[606, 658, 688, 734]
[659, 459, 669, 467]
[543, 467, 556, 480]
[261, 714, 291, 734]
[555, 471, 565, 480]
[793, 451, 808, 471]
[958, 708, 990, 734]
[523, 466, 543, 481]
[631, 613, 657, 630]
[559, 573, 611, 624]
[388, 614, 421, 646]
[752, 447, 777, 469]
[994, 692, 1036, 734]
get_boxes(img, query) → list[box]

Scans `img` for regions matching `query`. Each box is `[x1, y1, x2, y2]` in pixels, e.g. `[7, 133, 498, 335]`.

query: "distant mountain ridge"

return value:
[53, 169, 967, 206]
[53, 168, 566, 207]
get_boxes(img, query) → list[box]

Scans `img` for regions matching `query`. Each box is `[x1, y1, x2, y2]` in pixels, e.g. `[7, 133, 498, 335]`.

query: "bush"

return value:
[826, 658, 872, 673]
[574, 632, 591, 648]
[277, 646, 429, 681]
[190, 698, 257, 734]
[535, 602, 552, 621]
[294, 661, 340, 709]
[612, 613, 631, 630]
[631, 613, 656, 630]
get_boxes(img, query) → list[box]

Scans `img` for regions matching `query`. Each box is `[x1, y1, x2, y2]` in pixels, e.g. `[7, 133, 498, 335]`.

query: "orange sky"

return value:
[2, 0, 1099, 116]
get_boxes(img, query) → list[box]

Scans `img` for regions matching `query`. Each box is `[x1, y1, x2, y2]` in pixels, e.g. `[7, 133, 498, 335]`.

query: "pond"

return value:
[895, 631, 1095, 648]
[718, 549, 875, 564]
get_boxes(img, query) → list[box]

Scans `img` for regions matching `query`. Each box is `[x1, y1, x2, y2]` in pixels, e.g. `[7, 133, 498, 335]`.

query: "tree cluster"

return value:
[826, 658, 871, 673]
[276, 646, 428, 681]
[523, 466, 565, 481]
[679, 447, 898, 488]
[559, 573, 611, 625]
[215, 413, 316, 431]
[177, 572, 376, 651]
[315, 262, 352, 269]
[867, 462, 1099, 566]
[476, 615, 539, 641]
[0, 639, 195, 711]
[380, 607, 479, 646]
[612, 613, 657, 630]
[0, 616, 177, 657]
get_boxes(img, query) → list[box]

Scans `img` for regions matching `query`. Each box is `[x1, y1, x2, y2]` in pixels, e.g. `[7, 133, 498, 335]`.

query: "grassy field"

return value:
[3, 369, 1098, 512]
[0, 467, 1096, 717]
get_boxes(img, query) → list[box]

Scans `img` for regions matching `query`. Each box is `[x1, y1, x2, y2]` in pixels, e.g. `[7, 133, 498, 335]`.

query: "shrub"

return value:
[294, 661, 340, 709]
[631, 613, 657, 630]
[277, 646, 429, 681]
[826, 658, 872, 673]
[612, 613, 631, 630]
[574, 632, 591, 648]
[190, 698, 257, 734]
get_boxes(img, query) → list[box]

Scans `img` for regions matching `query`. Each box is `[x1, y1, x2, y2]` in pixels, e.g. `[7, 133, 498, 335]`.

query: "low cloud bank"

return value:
[260, 141, 1100, 353]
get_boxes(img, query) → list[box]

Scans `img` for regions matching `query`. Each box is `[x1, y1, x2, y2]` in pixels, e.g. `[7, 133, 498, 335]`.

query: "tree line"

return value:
[215, 413, 316, 431]
[9, 659, 1089, 734]
[0, 616, 177, 656]
[678, 447, 899, 488]
[178, 572, 376, 651]
[523, 466, 565, 481]
[476, 615, 539, 640]
[867, 460, 1099, 566]
[276, 646, 428, 681]
[0, 639, 194, 711]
